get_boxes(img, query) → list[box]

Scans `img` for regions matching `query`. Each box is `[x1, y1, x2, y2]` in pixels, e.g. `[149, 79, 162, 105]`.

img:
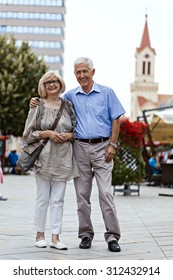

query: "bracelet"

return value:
[109, 142, 118, 149]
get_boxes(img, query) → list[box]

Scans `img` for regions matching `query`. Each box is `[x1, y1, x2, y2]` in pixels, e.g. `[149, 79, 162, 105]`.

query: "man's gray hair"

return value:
[74, 57, 94, 70]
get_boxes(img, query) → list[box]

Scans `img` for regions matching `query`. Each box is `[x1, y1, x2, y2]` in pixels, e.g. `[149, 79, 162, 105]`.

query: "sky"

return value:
[63, 0, 173, 116]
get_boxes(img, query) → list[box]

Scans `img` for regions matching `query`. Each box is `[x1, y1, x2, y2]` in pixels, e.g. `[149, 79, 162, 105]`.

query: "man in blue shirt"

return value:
[30, 57, 125, 252]
[64, 57, 125, 253]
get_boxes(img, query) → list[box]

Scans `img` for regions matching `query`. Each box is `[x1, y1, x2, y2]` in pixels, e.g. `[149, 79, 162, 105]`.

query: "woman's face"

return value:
[43, 76, 61, 96]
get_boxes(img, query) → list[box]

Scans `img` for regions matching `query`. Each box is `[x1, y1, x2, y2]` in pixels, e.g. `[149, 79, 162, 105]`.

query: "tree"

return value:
[0, 35, 48, 136]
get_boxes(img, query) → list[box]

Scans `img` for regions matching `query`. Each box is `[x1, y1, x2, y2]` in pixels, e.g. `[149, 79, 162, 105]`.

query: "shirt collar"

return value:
[75, 82, 101, 95]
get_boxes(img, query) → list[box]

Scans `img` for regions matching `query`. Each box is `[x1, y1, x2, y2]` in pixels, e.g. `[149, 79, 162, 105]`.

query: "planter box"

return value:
[113, 183, 140, 196]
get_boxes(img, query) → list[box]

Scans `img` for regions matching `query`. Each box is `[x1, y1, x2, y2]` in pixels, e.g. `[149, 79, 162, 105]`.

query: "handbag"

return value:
[17, 100, 65, 173]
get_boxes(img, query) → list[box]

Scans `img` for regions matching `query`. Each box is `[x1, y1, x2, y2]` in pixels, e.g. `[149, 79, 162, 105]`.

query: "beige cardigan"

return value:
[22, 100, 79, 181]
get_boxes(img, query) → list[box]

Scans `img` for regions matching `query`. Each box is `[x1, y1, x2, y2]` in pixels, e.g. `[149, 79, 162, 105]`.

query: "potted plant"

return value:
[112, 119, 148, 194]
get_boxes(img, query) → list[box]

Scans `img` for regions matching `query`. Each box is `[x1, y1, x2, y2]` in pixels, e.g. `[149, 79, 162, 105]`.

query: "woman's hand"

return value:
[49, 132, 73, 143]
[40, 131, 64, 143]
[48, 131, 64, 143]
[59, 132, 74, 142]
[40, 131, 74, 143]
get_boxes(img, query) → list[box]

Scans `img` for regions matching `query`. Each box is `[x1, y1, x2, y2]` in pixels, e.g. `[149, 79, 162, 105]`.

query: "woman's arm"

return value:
[22, 107, 41, 144]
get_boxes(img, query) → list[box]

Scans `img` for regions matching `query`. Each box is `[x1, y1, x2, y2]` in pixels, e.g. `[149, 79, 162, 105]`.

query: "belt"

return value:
[76, 137, 109, 144]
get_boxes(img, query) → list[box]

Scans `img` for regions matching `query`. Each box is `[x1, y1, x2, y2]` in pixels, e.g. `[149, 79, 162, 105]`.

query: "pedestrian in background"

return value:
[7, 150, 19, 174]
[0, 159, 8, 201]
[148, 151, 162, 175]
[166, 154, 173, 164]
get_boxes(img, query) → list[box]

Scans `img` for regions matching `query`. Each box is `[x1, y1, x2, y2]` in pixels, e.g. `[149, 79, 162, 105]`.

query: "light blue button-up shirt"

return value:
[63, 82, 126, 139]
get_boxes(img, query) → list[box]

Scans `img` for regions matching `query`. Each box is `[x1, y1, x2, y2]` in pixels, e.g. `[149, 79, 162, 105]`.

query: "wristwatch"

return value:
[109, 142, 118, 149]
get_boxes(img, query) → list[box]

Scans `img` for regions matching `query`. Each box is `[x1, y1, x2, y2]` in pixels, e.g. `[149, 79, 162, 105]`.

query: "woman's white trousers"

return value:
[34, 173, 66, 234]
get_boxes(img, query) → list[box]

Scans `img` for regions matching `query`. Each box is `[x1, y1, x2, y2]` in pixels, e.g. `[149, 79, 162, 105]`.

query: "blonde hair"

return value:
[38, 70, 66, 97]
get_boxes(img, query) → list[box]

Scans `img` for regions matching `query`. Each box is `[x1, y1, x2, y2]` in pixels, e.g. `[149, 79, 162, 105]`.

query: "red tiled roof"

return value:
[138, 96, 148, 107]
[158, 94, 173, 106]
[137, 15, 156, 54]
[137, 94, 173, 108]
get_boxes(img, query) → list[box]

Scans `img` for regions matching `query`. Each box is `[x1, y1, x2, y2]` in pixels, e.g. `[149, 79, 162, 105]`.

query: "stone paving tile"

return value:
[0, 174, 173, 260]
[155, 240, 173, 246]
[160, 245, 173, 251]
[98, 253, 166, 260]
[164, 251, 173, 258]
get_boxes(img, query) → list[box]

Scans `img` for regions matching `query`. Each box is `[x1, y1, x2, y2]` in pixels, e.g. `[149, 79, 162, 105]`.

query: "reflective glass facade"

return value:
[0, 0, 66, 74]
[0, 0, 63, 6]
[0, 12, 63, 20]
[0, 26, 62, 34]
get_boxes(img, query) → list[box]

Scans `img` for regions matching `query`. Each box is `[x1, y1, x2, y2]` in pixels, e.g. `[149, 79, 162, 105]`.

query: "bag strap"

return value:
[50, 99, 65, 131]
[42, 99, 65, 146]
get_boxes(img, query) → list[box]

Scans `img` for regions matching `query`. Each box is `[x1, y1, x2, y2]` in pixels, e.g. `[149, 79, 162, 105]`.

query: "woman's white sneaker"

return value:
[50, 241, 67, 250]
[36, 239, 47, 248]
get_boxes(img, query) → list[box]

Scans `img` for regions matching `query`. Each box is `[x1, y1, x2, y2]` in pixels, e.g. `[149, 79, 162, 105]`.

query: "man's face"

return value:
[74, 63, 95, 88]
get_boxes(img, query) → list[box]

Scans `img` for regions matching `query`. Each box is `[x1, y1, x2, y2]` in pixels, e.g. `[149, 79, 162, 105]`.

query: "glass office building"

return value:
[0, 0, 66, 75]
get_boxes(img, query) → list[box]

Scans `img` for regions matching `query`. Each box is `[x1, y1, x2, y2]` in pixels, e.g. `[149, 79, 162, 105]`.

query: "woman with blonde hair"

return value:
[23, 70, 78, 249]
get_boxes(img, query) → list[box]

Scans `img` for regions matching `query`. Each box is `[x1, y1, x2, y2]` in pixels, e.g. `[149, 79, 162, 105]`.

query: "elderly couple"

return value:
[23, 57, 125, 253]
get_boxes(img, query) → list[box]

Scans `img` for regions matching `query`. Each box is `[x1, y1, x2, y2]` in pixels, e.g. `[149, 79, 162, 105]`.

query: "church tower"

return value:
[130, 15, 158, 120]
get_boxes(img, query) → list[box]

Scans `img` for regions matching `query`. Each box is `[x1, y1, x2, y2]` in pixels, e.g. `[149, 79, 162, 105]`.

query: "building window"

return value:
[43, 55, 62, 64]
[145, 54, 149, 58]
[148, 62, 150, 75]
[15, 40, 62, 49]
[0, 25, 62, 35]
[0, 0, 64, 6]
[142, 61, 145, 74]
[0, 25, 6, 32]
[0, 11, 63, 20]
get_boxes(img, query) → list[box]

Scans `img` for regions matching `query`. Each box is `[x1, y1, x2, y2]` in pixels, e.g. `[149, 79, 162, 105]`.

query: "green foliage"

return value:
[0, 35, 48, 136]
[112, 119, 148, 186]
[112, 146, 145, 186]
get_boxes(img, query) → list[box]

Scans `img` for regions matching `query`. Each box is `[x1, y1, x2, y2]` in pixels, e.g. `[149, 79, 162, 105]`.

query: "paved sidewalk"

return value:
[0, 173, 173, 260]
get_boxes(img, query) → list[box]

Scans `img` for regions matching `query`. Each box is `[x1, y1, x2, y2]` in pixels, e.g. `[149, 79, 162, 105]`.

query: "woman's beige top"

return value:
[22, 99, 79, 181]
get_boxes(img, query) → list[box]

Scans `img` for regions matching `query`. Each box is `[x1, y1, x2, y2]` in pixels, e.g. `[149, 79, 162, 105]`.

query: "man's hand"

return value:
[30, 97, 40, 108]
[105, 145, 117, 162]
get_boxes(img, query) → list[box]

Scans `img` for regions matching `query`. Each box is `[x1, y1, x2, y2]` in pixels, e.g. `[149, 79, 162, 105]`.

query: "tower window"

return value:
[148, 62, 150, 74]
[142, 61, 145, 74]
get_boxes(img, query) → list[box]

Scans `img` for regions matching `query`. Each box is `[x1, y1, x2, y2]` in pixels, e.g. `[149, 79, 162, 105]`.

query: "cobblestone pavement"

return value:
[0, 172, 173, 260]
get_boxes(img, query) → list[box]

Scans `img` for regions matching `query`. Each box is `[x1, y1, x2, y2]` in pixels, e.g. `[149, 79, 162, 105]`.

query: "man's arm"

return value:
[105, 118, 120, 162]
[109, 118, 120, 146]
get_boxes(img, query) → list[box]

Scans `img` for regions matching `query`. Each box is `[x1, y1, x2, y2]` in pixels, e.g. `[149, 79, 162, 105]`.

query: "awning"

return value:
[143, 107, 173, 144]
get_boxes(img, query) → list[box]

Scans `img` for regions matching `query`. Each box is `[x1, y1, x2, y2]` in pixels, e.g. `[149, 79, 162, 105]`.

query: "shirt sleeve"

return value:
[65, 100, 76, 134]
[22, 107, 41, 144]
[108, 88, 126, 120]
